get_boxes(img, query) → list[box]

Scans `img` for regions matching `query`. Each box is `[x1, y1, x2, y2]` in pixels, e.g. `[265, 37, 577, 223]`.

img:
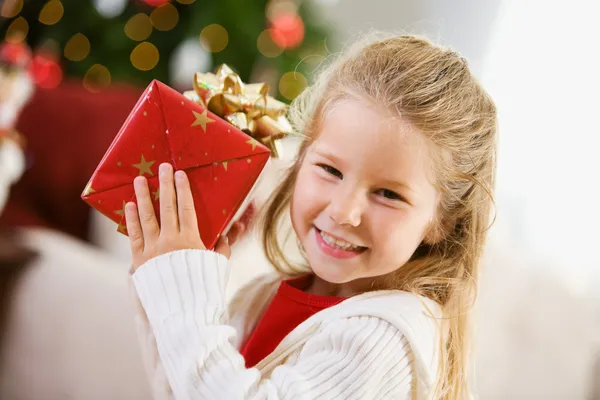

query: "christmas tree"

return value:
[0, 0, 332, 101]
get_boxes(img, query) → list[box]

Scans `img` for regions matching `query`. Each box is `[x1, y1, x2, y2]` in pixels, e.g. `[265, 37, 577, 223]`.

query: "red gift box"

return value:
[81, 80, 270, 250]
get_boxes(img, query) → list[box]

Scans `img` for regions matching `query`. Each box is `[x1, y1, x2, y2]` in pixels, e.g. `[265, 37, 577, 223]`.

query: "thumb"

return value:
[214, 235, 231, 259]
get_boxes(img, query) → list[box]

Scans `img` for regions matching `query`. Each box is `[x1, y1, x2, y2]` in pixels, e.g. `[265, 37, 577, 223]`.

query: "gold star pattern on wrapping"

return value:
[153, 189, 160, 201]
[222, 161, 228, 171]
[83, 182, 96, 196]
[117, 223, 127, 235]
[114, 200, 127, 217]
[246, 138, 259, 151]
[133, 154, 156, 176]
[191, 109, 215, 132]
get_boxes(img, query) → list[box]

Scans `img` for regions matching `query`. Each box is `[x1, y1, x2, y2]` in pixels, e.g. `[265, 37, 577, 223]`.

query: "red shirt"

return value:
[240, 274, 347, 368]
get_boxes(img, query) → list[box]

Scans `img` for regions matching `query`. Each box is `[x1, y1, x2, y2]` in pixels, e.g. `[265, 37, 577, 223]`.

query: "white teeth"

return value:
[319, 230, 361, 251]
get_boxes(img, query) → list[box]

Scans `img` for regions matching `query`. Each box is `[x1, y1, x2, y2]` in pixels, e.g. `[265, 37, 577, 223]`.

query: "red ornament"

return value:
[269, 12, 305, 49]
[30, 53, 62, 89]
[140, 0, 171, 7]
[0, 42, 32, 68]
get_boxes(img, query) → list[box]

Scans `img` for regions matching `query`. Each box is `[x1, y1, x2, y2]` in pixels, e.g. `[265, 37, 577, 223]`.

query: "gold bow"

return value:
[184, 64, 291, 158]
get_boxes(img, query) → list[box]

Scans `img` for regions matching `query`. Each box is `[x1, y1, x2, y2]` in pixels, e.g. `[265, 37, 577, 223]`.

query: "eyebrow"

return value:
[313, 148, 345, 166]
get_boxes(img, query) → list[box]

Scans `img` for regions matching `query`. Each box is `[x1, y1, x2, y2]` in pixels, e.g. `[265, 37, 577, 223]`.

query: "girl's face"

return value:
[290, 98, 440, 296]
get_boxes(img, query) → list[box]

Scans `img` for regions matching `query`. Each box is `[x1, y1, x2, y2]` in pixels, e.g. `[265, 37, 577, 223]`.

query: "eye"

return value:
[376, 189, 404, 201]
[318, 164, 343, 179]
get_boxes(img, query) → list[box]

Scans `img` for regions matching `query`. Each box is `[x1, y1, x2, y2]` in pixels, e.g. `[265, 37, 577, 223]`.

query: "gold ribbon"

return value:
[184, 64, 291, 158]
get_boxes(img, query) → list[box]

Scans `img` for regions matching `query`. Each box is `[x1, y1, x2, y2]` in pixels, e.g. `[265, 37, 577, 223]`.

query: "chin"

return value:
[305, 251, 359, 284]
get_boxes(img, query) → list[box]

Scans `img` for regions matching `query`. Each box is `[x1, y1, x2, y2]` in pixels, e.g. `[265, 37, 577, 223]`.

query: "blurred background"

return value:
[0, 0, 598, 399]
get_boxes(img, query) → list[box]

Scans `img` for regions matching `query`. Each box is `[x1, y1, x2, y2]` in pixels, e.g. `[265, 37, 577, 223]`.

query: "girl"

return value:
[126, 34, 497, 399]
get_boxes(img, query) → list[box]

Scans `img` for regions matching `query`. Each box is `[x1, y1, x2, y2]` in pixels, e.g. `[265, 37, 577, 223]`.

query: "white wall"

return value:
[481, 0, 600, 295]
[315, 0, 503, 76]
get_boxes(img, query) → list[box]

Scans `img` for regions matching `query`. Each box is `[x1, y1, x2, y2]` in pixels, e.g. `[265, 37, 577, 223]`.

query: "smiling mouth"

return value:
[315, 227, 367, 252]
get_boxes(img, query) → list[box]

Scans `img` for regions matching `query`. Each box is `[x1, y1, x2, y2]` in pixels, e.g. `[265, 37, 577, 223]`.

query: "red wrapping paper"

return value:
[81, 80, 270, 250]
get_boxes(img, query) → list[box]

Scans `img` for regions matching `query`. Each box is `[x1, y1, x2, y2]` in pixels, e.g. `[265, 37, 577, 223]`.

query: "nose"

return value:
[328, 186, 365, 227]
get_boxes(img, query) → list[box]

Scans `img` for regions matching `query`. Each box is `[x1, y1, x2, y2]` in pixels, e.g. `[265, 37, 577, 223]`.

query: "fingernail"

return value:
[125, 202, 136, 213]
[159, 163, 170, 177]
[175, 170, 185, 181]
[223, 235, 229, 244]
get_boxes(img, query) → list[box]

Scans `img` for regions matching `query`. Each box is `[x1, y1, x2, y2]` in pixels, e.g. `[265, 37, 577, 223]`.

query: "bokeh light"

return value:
[130, 41, 159, 71]
[64, 33, 90, 62]
[200, 24, 228, 53]
[93, 0, 128, 19]
[170, 37, 212, 89]
[298, 40, 329, 66]
[1, 0, 23, 18]
[31, 53, 62, 89]
[257, 29, 283, 58]
[83, 64, 111, 92]
[176, 0, 195, 4]
[125, 13, 153, 41]
[278, 71, 307, 100]
[266, 0, 297, 22]
[38, 0, 64, 26]
[150, 3, 179, 32]
[5, 17, 28, 44]
[270, 12, 305, 49]
[0, 42, 32, 67]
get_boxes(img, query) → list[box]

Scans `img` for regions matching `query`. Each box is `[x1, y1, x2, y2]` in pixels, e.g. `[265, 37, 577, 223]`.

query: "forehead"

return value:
[313, 98, 436, 185]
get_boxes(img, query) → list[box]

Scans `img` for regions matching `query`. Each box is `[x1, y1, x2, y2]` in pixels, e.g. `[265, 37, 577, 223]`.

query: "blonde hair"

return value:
[259, 33, 497, 399]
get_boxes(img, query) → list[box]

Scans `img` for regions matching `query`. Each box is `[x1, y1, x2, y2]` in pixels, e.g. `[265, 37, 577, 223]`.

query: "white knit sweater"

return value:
[131, 249, 443, 400]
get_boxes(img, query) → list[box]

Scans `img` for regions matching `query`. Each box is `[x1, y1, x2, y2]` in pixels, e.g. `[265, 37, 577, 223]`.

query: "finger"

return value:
[125, 202, 144, 256]
[227, 221, 246, 246]
[226, 223, 240, 246]
[214, 235, 231, 259]
[159, 163, 179, 233]
[238, 202, 256, 226]
[133, 176, 159, 242]
[175, 170, 199, 235]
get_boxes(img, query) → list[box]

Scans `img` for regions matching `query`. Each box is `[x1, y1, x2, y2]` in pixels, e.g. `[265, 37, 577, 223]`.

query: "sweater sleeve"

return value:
[131, 249, 415, 400]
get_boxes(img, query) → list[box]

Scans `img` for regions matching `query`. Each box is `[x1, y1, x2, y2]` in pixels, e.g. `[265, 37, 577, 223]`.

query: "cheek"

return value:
[291, 166, 326, 230]
[293, 166, 329, 210]
[371, 211, 404, 246]
[369, 210, 425, 259]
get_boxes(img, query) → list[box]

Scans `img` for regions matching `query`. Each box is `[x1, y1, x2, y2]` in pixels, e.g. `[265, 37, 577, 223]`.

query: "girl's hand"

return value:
[226, 201, 256, 245]
[126, 163, 232, 272]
